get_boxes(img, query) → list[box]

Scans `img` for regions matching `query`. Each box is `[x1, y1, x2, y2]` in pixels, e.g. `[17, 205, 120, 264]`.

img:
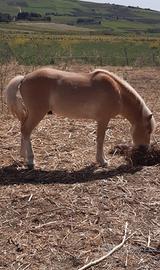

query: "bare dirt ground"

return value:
[0, 65, 160, 270]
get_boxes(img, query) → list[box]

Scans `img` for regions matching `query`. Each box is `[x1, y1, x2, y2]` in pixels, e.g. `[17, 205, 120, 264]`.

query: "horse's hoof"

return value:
[27, 163, 34, 170]
[97, 159, 108, 167]
[100, 161, 108, 167]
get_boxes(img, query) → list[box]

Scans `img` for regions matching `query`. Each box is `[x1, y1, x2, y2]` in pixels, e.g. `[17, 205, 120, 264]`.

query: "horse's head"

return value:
[131, 113, 155, 147]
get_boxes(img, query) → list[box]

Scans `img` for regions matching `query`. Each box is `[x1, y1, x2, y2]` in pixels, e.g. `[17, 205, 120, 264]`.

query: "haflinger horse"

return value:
[5, 68, 155, 168]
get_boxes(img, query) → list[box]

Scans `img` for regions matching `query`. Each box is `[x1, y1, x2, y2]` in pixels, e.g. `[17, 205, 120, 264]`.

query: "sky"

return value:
[81, 0, 160, 12]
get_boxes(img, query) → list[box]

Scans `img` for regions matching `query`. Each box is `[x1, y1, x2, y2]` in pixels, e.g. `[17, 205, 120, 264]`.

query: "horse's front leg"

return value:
[96, 120, 109, 166]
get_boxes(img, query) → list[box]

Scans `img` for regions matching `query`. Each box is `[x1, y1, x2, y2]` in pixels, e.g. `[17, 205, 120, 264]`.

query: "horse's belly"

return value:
[53, 102, 99, 119]
[49, 90, 119, 120]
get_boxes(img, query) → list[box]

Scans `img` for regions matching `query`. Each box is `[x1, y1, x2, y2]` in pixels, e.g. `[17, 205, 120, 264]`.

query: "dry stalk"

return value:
[147, 230, 151, 247]
[78, 222, 129, 270]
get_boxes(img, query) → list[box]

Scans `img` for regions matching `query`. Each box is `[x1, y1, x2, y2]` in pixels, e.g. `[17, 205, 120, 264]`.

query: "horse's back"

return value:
[20, 68, 121, 120]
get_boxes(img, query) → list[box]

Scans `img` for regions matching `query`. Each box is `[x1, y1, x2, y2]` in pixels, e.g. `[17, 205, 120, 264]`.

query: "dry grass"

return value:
[0, 64, 160, 270]
[110, 144, 160, 166]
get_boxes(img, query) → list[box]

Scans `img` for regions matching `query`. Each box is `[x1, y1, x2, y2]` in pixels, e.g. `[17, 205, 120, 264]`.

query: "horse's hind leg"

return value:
[20, 130, 34, 169]
[20, 136, 26, 161]
[21, 110, 46, 168]
[96, 120, 109, 166]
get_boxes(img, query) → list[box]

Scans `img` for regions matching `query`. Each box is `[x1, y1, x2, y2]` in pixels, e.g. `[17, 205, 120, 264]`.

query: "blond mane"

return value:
[92, 69, 151, 117]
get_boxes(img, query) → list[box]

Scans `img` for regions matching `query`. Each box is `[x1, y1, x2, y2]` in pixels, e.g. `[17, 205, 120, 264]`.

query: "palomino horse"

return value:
[5, 68, 155, 168]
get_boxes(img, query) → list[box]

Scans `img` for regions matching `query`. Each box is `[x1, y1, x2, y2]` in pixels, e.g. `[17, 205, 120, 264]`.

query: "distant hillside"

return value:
[1, 0, 160, 34]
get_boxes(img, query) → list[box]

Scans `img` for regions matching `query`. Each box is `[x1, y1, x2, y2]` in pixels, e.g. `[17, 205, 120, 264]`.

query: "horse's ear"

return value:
[147, 113, 152, 121]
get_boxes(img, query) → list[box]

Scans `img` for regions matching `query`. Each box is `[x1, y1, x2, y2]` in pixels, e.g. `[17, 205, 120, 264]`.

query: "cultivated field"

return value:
[1, 0, 160, 36]
[0, 64, 160, 270]
[1, 32, 160, 67]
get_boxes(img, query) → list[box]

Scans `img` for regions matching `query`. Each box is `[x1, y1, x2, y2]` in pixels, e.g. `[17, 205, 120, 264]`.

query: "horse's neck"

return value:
[120, 86, 144, 126]
[94, 69, 145, 126]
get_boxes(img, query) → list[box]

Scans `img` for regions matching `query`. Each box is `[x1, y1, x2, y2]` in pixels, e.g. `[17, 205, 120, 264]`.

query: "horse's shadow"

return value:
[0, 162, 143, 186]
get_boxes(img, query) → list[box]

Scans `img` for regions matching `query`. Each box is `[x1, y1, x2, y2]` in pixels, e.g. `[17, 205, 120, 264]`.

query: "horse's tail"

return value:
[5, 75, 27, 122]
